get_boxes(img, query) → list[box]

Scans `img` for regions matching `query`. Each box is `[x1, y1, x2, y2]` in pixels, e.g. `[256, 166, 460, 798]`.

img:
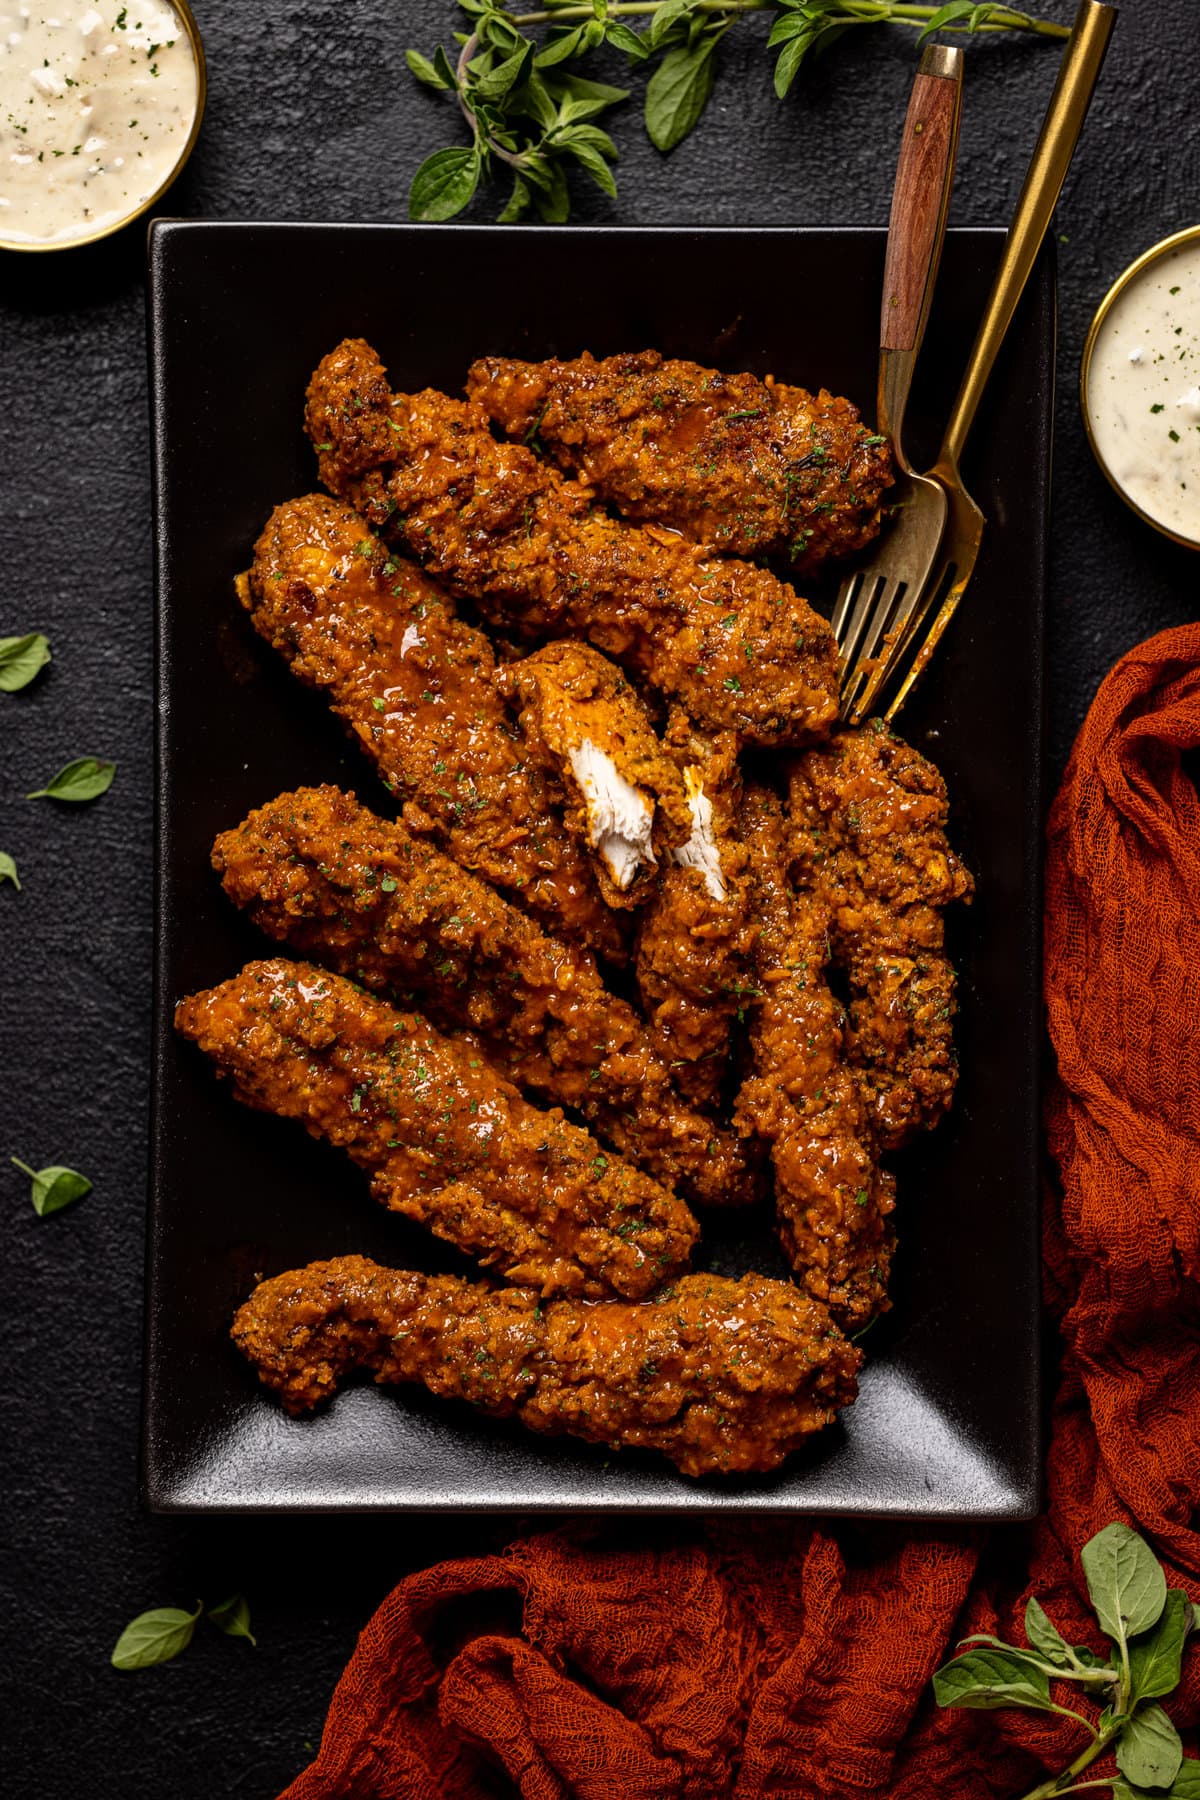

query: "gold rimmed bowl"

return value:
[0, 0, 206, 255]
[1080, 224, 1200, 552]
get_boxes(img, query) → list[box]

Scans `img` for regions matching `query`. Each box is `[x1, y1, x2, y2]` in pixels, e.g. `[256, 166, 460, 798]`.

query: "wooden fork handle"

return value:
[880, 45, 963, 355]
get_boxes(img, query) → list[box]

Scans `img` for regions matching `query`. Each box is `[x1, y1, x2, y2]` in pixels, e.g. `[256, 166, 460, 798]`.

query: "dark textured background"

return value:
[2, 2, 1197, 1794]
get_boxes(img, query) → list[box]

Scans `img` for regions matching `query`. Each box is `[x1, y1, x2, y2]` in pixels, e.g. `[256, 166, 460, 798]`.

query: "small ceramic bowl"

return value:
[0, 0, 206, 254]
[1080, 224, 1200, 551]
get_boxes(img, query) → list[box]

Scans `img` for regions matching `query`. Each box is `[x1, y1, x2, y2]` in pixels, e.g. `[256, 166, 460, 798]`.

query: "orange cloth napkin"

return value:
[283, 626, 1200, 1800]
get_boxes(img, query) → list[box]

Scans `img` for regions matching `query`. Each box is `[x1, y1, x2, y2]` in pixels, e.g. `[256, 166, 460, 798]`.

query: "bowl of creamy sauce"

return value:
[1082, 226, 1200, 550]
[0, 0, 204, 251]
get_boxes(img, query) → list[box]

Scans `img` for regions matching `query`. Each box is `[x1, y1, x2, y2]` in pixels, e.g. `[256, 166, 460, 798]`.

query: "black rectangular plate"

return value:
[146, 222, 1049, 1515]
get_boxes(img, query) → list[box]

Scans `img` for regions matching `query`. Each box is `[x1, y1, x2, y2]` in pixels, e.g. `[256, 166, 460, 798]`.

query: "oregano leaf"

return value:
[1129, 1589, 1193, 1702]
[932, 1646, 1052, 1712]
[1024, 1596, 1072, 1667]
[0, 632, 51, 692]
[26, 755, 116, 802]
[1081, 1523, 1167, 1647]
[606, 20, 649, 58]
[1115, 1703, 1184, 1790]
[408, 147, 481, 222]
[405, 48, 451, 91]
[11, 1156, 92, 1217]
[0, 851, 19, 890]
[208, 1594, 257, 1646]
[111, 1602, 202, 1671]
[644, 39, 717, 153]
[917, 1, 978, 44]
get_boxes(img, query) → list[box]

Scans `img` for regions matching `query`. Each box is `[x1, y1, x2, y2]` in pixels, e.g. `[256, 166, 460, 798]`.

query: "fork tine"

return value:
[839, 573, 887, 672]
[839, 573, 907, 714]
[883, 563, 965, 722]
[830, 571, 862, 646]
[847, 555, 956, 724]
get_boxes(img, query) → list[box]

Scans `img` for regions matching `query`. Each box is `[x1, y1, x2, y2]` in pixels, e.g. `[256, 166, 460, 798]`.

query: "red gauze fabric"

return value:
[282, 626, 1200, 1800]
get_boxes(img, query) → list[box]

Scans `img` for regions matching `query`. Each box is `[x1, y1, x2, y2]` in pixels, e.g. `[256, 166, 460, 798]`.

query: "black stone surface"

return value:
[2, 3, 1197, 1794]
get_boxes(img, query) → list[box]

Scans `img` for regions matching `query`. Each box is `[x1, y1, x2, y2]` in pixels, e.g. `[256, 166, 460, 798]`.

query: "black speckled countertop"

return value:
[3, 3, 1198, 1793]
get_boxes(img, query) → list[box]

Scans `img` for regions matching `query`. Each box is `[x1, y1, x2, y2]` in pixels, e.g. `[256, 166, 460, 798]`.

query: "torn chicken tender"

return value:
[212, 786, 756, 1207]
[635, 715, 757, 1109]
[735, 786, 895, 1332]
[175, 959, 699, 1300]
[496, 641, 691, 906]
[788, 721, 974, 1149]
[232, 1254, 861, 1478]
[240, 493, 622, 961]
[467, 347, 893, 573]
[305, 337, 840, 744]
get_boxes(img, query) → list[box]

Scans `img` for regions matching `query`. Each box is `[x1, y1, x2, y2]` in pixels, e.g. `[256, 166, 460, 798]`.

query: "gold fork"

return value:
[832, 41, 963, 715]
[844, 0, 1118, 726]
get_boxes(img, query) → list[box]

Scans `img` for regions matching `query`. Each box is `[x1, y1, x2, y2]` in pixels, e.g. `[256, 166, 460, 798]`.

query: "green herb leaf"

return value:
[535, 23, 586, 67]
[11, 1157, 92, 1217]
[932, 1646, 1052, 1712]
[498, 174, 533, 222]
[0, 851, 19, 890]
[648, 0, 700, 51]
[917, 1, 979, 43]
[473, 39, 534, 102]
[548, 72, 629, 114]
[645, 38, 718, 152]
[207, 1594, 257, 1646]
[405, 47, 452, 91]
[1115, 1702, 1184, 1790]
[111, 1602, 202, 1670]
[1167, 1760, 1200, 1799]
[26, 756, 116, 802]
[409, 146, 481, 222]
[0, 632, 51, 692]
[1024, 1596, 1072, 1667]
[605, 20, 649, 59]
[562, 134, 617, 197]
[1081, 1523, 1168, 1647]
[1129, 1588, 1194, 1702]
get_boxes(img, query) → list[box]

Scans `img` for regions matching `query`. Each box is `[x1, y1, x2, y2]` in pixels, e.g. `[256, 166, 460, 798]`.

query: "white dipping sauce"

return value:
[1086, 235, 1200, 545]
[0, 0, 197, 246]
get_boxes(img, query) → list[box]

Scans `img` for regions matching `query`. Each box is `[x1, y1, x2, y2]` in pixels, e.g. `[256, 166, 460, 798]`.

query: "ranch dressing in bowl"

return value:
[1082, 227, 1200, 549]
[0, 0, 203, 250]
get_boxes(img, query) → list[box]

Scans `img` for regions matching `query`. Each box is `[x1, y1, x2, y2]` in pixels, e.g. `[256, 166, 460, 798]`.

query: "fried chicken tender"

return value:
[305, 338, 839, 745]
[496, 641, 692, 906]
[735, 787, 895, 1331]
[175, 959, 699, 1300]
[212, 787, 756, 1207]
[467, 348, 893, 573]
[635, 713, 756, 1108]
[232, 1254, 861, 1477]
[788, 721, 974, 1149]
[241, 493, 622, 961]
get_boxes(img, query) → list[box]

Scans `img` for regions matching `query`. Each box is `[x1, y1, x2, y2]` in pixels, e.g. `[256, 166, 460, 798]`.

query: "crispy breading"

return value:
[788, 721, 974, 1149]
[634, 714, 757, 1108]
[175, 959, 699, 1300]
[232, 1254, 861, 1477]
[305, 338, 839, 745]
[496, 641, 692, 907]
[241, 493, 623, 960]
[735, 787, 895, 1332]
[212, 787, 756, 1207]
[467, 348, 893, 572]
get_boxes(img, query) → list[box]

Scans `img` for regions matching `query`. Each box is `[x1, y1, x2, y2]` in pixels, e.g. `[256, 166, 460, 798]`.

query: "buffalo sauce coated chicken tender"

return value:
[175, 960, 699, 1300]
[788, 721, 974, 1149]
[241, 493, 622, 961]
[212, 786, 756, 1207]
[496, 640, 693, 907]
[305, 338, 840, 744]
[466, 348, 893, 572]
[635, 712, 757, 1109]
[735, 786, 895, 1332]
[232, 1254, 861, 1478]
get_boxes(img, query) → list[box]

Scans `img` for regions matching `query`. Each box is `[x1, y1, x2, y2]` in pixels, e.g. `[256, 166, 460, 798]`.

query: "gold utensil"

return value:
[846, 0, 1118, 726]
[833, 42, 963, 713]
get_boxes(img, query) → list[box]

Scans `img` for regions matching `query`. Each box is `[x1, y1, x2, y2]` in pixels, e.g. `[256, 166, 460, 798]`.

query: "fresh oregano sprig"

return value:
[932, 1523, 1199, 1799]
[111, 1595, 256, 1670]
[406, 0, 1069, 222]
